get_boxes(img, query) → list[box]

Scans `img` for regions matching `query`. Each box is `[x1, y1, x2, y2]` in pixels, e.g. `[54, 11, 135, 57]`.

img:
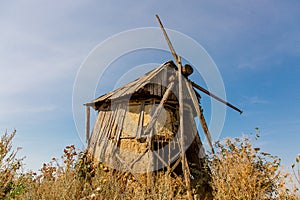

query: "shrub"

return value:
[292, 154, 300, 194]
[0, 130, 24, 199]
[209, 136, 298, 200]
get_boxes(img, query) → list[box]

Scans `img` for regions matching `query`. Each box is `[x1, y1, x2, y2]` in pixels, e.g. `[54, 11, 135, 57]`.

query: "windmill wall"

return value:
[88, 98, 179, 173]
[88, 94, 206, 172]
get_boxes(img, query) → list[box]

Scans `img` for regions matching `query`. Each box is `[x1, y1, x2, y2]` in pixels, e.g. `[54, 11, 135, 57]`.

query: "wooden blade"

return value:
[155, 15, 179, 62]
[191, 81, 243, 114]
[155, 15, 242, 115]
[184, 79, 215, 154]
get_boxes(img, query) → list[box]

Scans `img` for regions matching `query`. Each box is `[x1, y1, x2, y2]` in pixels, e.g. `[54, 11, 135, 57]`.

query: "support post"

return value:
[85, 105, 90, 144]
[177, 56, 193, 199]
[185, 79, 214, 154]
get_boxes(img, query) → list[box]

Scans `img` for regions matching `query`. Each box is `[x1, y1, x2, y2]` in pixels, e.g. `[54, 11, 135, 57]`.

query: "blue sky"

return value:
[0, 1, 299, 172]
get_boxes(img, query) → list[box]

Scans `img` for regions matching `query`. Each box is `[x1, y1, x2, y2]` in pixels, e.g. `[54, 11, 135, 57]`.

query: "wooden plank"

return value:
[88, 111, 101, 150]
[147, 151, 154, 188]
[97, 110, 113, 160]
[161, 139, 165, 168]
[107, 104, 121, 139]
[188, 104, 206, 160]
[184, 78, 214, 154]
[110, 103, 127, 159]
[170, 156, 182, 172]
[177, 56, 192, 199]
[88, 62, 177, 106]
[100, 106, 119, 160]
[129, 149, 149, 168]
[168, 138, 171, 166]
[108, 108, 120, 140]
[110, 64, 166, 99]
[155, 15, 178, 61]
[85, 106, 90, 144]
[106, 104, 125, 160]
[114, 103, 127, 145]
[191, 81, 243, 114]
[136, 101, 145, 139]
[162, 68, 167, 95]
[156, 141, 160, 171]
[91, 110, 106, 157]
[153, 151, 168, 169]
[143, 80, 175, 136]
[115, 154, 144, 187]
[97, 111, 111, 146]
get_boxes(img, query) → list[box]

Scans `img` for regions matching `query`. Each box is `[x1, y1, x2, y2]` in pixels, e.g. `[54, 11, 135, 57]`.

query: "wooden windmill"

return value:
[84, 15, 242, 199]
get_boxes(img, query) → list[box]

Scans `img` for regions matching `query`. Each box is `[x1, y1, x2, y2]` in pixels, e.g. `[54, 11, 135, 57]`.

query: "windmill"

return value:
[84, 15, 242, 199]
[154, 14, 242, 198]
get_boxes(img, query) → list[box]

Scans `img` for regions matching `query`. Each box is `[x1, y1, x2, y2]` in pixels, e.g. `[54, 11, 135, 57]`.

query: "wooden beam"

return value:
[136, 101, 145, 139]
[155, 15, 178, 61]
[99, 109, 115, 160]
[85, 105, 90, 144]
[191, 81, 243, 114]
[91, 110, 107, 157]
[185, 79, 215, 154]
[170, 156, 182, 172]
[143, 80, 175, 135]
[114, 103, 127, 144]
[152, 151, 169, 170]
[177, 56, 193, 199]
[129, 149, 149, 169]
[115, 154, 144, 187]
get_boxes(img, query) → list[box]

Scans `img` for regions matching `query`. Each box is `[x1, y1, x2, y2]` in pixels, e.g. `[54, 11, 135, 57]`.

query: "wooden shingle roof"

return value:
[86, 61, 178, 107]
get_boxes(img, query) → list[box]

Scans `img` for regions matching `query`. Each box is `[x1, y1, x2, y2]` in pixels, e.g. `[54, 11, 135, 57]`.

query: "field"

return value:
[1, 130, 299, 200]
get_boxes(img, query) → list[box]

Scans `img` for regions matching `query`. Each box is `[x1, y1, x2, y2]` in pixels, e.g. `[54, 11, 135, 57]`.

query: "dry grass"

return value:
[209, 136, 299, 200]
[0, 130, 299, 199]
[0, 130, 23, 199]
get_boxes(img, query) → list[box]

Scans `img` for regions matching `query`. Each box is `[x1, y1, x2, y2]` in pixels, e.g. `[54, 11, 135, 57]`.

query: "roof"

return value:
[85, 61, 178, 107]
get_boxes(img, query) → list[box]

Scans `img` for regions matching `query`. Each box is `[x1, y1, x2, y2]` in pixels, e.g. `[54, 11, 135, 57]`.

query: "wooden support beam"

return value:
[143, 80, 176, 188]
[85, 106, 90, 144]
[185, 79, 215, 154]
[136, 101, 145, 139]
[170, 156, 182, 172]
[143, 80, 175, 135]
[129, 149, 149, 169]
[191, 81, 243, 114]
[99, 108, 116, 160]
[153, 151, 169, 169]
[177, 56, 193, 200]
[147, 128, 155, 189]
[109, 103, 127, 159]
[115, 154, 144, 187]
[91, 110, 107, 157]
[155, 15, 178, 61]
[114, 103, 127, 144]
